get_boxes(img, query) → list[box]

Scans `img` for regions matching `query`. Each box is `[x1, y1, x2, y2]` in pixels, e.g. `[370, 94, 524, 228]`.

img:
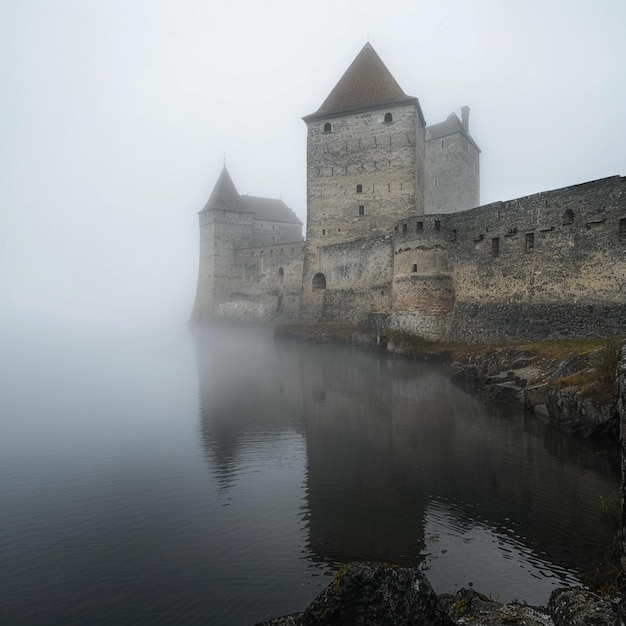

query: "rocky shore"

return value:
[256, 562, 623, 625]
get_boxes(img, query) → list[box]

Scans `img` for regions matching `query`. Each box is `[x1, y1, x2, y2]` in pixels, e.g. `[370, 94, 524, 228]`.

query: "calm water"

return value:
[0, 322, 620, 625]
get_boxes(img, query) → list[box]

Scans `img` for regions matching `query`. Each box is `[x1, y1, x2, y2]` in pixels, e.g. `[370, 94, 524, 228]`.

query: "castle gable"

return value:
[305, 43, 417, 120]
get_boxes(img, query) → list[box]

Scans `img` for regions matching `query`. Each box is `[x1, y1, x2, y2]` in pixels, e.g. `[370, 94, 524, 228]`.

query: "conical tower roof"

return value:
[305, 43, 417, 120]
[200, 166, 244, 213]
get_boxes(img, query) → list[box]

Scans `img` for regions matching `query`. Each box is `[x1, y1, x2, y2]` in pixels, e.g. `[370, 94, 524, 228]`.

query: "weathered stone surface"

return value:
[260, 562, 455, 626]
[544, 386, 615, 438]
[548, 587, 617, 626]
[617, 343, 626, 566]
[440, 588, 553, 626]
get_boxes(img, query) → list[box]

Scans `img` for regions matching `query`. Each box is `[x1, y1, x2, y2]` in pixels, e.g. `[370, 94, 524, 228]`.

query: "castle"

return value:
[192, 43, 626, 342]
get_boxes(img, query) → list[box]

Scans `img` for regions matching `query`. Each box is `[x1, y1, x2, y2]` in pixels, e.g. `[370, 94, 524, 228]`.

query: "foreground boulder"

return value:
[548, 587, 618, 626]
[257, 563, 625, 626]
[257, 562, 454, 625]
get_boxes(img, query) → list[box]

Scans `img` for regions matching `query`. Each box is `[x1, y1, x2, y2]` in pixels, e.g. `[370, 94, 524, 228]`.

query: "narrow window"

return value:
[416, 221, 423, 231]
[525, 233, 535, 253]
[278, 267, 284, 281]
[492, 237, 500, 257]
[450, 229, 457, 242]
[312, 273, 327, 290]
[562, 209, 574, 224]
[434, 220, 441, 231]
[356, 184, 363, 193]
[441, 139, 445, 148]
[620, 218, 626, 241]
[412, 264, 417, 272]
[434, 179, 439, 187]
[384, 112, 393, 123]
[402, 223, 408, 234]
[324, 122, 332, 132]
[322, 229, 327, 236]
[358, 205, 365, 216]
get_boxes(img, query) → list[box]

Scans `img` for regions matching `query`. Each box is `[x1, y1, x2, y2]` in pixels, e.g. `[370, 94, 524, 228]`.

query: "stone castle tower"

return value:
[299, 42, 480, 321]
[191, 166, 303, 321]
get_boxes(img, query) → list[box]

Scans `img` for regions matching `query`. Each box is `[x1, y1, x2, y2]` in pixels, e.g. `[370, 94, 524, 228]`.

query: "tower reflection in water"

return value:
[195, 325, 619, 601]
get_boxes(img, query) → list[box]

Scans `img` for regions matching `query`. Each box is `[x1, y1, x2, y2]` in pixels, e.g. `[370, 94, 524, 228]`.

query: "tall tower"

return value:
[425, 107, 480, 213]
[191, 166, 254, 321]
[302, 43, 427, 248]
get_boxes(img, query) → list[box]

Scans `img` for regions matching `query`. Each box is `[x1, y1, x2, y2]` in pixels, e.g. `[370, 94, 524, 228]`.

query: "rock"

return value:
[544, 386, 615, 438]
[272, 562, 455, 626]
[440, 588, 553, 626]
[548, 587, 618, 626]
[525, 384, 548, 408]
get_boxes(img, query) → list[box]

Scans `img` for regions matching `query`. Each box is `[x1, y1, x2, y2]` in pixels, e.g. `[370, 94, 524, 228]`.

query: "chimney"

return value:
[461, 106, 470, 132]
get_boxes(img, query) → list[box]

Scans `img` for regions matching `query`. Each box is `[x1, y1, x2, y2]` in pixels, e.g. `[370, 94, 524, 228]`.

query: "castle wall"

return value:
[251, 220, 303, 247]
[425, 132, 480, 214]
[385, 176, 626, 342]
[300, 236, 393, 323]
[213, 241, 306, 323]
[305, 102, 425, 250]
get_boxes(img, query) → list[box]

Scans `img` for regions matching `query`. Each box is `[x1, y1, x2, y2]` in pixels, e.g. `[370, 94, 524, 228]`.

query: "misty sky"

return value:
[1, 0, 625, 329]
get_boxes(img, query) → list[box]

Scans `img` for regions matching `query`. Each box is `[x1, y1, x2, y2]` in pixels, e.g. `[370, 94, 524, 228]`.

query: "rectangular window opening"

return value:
[620, 218, 626, 241]
[358, 205, 365, 216]
[525, 232, 535, 253]
[416, 221, 423, 232]
[434, 220, 441, 231]
[492, 237, 500, 257]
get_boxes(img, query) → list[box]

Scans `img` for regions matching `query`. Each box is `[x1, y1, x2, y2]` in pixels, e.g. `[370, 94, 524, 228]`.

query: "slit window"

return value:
[525, 233, 535, 253]
[402, 223, 408, 234]
[412, 264, 417, 272]
[492, 237, 500, 257]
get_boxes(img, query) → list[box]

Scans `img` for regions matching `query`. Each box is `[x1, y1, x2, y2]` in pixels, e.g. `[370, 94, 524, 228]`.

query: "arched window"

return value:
[324, 122, 332, 132]
[384, 112, 393, 123]
[562, 209, 574, 224]
[312, 273, 327, 290]
[356, 184, 363, 193]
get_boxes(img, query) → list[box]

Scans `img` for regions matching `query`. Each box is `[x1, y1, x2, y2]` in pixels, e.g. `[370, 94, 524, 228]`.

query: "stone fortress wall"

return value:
[192, 44, 626, 341]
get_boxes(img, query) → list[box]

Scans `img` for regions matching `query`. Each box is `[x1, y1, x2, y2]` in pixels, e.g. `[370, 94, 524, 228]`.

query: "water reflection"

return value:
[194, 325, 620, 603]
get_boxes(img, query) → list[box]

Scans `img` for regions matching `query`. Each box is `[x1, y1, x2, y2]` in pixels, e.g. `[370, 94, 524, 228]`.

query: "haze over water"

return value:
[1, 322, 619, 625]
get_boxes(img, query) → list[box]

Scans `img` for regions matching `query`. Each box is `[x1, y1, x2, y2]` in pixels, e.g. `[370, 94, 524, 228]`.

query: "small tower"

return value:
[191, 166, 254, 321]
[425, 108, 480, 213]
[302, 42, 427, 248]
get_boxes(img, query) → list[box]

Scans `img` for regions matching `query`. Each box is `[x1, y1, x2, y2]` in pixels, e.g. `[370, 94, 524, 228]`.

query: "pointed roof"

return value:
[200, 166, 245, 213]
[426, 112, 481, 152]
[304, 43, 419, 121]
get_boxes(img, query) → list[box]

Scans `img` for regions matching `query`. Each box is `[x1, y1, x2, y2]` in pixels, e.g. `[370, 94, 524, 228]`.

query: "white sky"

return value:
[1, 0, 625, 329]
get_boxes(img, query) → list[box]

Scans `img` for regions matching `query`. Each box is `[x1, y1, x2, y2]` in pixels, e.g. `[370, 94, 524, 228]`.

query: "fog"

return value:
[2, 0, 625, 329]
